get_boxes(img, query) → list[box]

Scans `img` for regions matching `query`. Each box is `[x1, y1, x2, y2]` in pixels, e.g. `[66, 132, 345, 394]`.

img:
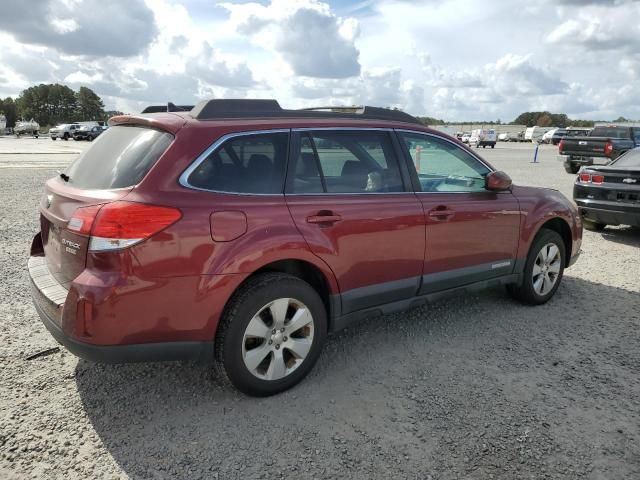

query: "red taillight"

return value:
[67, 204, 103, 235]
[591, 174, 604, 184]
[558, 139, 565, 153]
[579, 173, 591, 183]
[604, 142, 613, 155]
[67, 201, 181, 251]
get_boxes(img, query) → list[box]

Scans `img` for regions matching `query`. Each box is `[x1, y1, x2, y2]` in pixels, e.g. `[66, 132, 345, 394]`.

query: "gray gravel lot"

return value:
[1, 139, 639, 479]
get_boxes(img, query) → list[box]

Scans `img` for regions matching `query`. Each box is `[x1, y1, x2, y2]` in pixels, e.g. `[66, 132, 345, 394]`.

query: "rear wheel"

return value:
[63, 133, 69, 141]
[51, 137, 56, 141]
[565, 163, 580, 174]
[583, 219, 606, 231]
[214, 273, 327, 396]
[508, 229, 565, 305]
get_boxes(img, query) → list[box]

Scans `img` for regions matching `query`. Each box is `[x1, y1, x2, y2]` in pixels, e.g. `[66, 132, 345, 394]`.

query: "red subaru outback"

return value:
[29, 100, 582, 396]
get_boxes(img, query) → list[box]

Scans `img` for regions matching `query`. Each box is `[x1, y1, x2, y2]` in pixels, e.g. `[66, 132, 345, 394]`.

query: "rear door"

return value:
[397, 131, 521, 294]
[285, 129, 425, 314]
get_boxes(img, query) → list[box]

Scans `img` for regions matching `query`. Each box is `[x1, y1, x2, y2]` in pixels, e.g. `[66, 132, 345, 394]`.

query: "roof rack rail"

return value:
[189, 99, 421, 124]
[141, 102, 195, 114]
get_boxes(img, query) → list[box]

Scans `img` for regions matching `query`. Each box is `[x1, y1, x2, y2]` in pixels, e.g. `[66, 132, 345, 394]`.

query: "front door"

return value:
[397, 131, 521, 294]
[285, 129, 425, 314]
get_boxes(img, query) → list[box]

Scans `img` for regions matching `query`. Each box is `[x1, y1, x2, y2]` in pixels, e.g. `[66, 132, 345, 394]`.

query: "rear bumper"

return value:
[29, 255, 213, 364]
[576, 200, 640, 226]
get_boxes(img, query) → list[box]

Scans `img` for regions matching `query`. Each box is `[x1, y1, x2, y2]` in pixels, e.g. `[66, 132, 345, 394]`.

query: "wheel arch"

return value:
[537, 217, 572, 266]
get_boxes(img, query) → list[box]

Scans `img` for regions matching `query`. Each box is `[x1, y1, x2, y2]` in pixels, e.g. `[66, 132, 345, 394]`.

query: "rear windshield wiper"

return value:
[58, 171, 70, 182]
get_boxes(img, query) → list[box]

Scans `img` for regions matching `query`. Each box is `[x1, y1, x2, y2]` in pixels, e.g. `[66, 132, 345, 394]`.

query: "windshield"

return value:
[64, 126, 173, 189]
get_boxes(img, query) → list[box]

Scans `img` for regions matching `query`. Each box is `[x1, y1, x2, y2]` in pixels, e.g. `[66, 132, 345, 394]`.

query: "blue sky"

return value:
[1, 0, 639, 121]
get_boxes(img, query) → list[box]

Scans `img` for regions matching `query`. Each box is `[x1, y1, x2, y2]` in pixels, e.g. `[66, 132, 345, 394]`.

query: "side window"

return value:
[400, 133, 490, 193]
[188, 132, 288, 194]
[288, 130, 404, 194]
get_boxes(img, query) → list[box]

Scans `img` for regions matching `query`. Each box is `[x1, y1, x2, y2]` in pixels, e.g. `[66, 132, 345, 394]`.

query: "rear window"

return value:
[611, 149, 640, 167]
[64, 126, 173, 189]
[590, 127, 631, 139]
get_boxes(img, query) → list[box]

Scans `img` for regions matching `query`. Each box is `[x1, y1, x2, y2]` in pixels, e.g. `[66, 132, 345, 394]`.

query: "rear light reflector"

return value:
[604, 142, 613, 155]
[558, 139, 565, 153]
[67, 204, 103, 235]
[67, 201, 182, 251]
[591, 174, 604, 184]
[579, 173, 591, 183]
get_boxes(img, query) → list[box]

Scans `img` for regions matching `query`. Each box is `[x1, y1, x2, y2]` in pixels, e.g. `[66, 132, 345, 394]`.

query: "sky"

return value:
[0, 0, 639, 121]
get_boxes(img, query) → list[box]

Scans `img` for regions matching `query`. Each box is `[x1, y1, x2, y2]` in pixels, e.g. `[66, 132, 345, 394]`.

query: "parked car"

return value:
[73, 125, 107, 141]
[541, 128, 558, 144]
[573, 148, 640, 231]
[460, 132, 471, 143]
[498, 133, 510, 142]
[524, 126, 554, 143]
[29, 99, 582, 396]
[469, 128, 497, 148]
[559, 125, 640, 174]
[49, 123, 83, 140]
[551, 128, 589, 146]
[14, 119, 40, 138]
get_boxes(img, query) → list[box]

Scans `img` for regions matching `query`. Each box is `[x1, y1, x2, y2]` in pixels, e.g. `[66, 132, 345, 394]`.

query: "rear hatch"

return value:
[39, 125, 174, 286]
[575, 164, 640, 204]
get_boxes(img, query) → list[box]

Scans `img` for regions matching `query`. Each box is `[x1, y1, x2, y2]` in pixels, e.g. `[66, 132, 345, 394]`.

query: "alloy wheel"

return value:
[532, 243, 562, 296]
[242, 298, 314, 381]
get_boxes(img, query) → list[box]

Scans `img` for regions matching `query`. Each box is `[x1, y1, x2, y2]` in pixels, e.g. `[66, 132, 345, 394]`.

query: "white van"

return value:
[524, 126, 554, 143]
[469, 128, 497, 148]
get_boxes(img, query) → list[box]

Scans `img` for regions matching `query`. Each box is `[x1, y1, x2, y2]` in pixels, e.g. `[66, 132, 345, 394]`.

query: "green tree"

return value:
[0, 97, 17, 128]
[76, 86, 105, 121]
[17, 83, 79, 125]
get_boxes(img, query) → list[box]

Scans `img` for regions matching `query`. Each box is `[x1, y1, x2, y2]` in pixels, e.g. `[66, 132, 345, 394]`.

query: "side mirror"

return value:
[485, 171, 512, 191]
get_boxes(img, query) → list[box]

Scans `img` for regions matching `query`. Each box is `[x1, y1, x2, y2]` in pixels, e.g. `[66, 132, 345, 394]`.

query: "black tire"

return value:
[507, 229, 566, 305]
[583, 219, 606, 232]
[51, 137, 56, 141]
[564, 163, 580, 174]
[214, 272, 327, 396]
[63, 133, 69, 140]
[491, 144, 495, 149]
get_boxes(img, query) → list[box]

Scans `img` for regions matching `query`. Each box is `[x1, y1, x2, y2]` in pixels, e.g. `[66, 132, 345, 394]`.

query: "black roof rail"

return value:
[141, 102, 195, 114]
[189, 99, 422, 124]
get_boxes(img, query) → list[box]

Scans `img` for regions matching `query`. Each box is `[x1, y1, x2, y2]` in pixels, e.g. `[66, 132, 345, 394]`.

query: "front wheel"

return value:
[63, 133, 69, 141]
[507, 229, 565, 305]
[215, 273, 327, 396]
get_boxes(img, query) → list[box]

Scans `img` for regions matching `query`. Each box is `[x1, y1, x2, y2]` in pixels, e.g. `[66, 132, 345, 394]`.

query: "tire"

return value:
[63, 133, 69, 141]
[491, 144, 495, 149]
[564, 163, 579, 174]
[583, 219, 606, 232]
[507, 229, 565, 305]
[51, 137, 56, 141]
[214, 272, 327, 396]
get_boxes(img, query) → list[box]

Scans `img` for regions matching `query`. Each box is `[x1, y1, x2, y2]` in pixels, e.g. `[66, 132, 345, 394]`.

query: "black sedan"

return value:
[574, 148, 640, 230]
[73, 125, 106, 141]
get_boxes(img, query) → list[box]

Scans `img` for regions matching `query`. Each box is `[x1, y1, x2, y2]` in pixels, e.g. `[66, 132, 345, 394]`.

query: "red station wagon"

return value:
[29, 100, 582, 396]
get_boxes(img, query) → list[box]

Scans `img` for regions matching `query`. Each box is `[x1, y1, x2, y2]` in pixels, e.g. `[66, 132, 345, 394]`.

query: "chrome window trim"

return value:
[178, 128, 290, 195]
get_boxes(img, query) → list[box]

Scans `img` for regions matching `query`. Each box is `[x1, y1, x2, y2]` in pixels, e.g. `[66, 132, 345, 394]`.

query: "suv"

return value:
[29, 99, 582, 396]
[49, 123, 82, 140]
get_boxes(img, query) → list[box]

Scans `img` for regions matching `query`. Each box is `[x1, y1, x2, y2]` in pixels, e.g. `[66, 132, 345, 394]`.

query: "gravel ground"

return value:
[1, 140, 639, 479]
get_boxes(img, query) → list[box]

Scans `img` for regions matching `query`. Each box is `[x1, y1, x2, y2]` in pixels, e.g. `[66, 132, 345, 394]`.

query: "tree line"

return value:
[419, 111, 636, 128]
[0, 84, 117, 128]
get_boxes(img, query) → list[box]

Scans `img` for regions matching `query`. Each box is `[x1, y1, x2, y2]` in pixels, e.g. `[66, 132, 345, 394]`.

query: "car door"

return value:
[397, 131, 521, 294]
[285, 129, 425, 314]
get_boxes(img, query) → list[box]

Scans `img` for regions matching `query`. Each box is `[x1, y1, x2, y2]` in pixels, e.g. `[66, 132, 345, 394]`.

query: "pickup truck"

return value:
[559, 125, 640, 174]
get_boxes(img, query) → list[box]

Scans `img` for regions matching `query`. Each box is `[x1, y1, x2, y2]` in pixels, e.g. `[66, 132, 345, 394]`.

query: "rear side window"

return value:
[590, 127, 631, 139]
[288, 130, 404, 194]
[188, 132, 289, 194]
[65, 126, 173, 189]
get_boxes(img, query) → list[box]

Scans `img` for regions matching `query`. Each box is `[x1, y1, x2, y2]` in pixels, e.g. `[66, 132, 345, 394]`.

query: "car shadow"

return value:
[598, 225, 640, 247]
[75, 276, 640, 479]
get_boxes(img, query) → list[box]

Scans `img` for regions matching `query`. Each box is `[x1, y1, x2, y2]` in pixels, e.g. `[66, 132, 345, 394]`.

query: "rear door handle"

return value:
[306, 214, 342, 224]
[428, 208, 455, 219]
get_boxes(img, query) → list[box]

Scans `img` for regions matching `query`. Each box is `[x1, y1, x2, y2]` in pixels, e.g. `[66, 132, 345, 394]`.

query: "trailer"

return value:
[14, 119, 40, 138]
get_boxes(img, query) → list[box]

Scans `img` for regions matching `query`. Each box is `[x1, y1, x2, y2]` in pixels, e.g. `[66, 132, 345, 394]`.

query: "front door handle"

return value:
[428, 207, 455, 220]
[306, 213, 342, 225]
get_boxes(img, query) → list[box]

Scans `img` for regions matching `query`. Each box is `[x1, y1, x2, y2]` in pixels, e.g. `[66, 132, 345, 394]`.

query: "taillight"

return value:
[67, 201, 182, 251]
[579, 173, 591, 183]
[558, 139, 565, 153]
[591, 174, 604, 184]
[604, 142, 613, 155]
